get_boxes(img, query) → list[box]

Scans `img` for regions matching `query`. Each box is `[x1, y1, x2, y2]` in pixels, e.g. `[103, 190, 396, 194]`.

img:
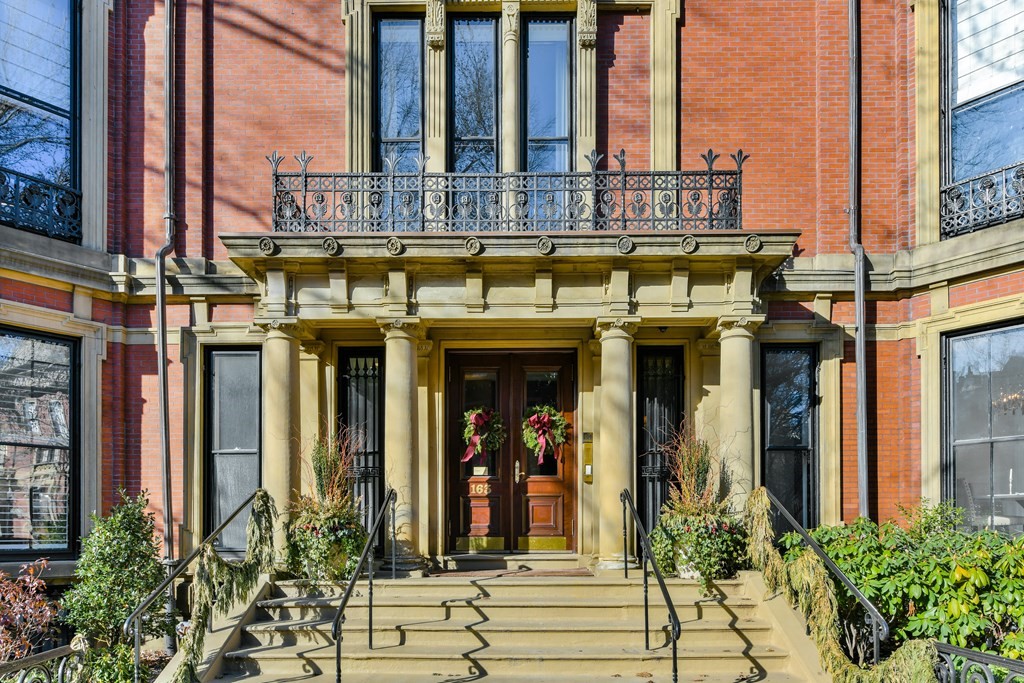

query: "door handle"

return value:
[514, 459, 522, 483]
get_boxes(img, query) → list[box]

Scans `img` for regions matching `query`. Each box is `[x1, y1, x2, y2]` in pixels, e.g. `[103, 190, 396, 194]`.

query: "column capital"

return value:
[502, 1, 519, 45]
[715, 315, 764, 339]
[257, 318, 314, 341]
[300, 340, 326, 358]
[595, 317, 641, 341]
[378, 317, 425, 341]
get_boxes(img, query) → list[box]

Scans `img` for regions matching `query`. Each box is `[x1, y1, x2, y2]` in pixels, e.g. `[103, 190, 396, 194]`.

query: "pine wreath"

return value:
[462, 407, 507, 462]
[522, 404, 569, 463]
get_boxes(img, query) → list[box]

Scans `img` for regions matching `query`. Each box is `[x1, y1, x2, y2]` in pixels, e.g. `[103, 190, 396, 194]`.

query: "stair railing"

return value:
[934, 641, 1024, 681]
[331, 487, 397, 683]
[761, 487, 890, 664]
[0, 645, 84, 683]
[122, 489, 263, 683]
[620, 489, 681, 683]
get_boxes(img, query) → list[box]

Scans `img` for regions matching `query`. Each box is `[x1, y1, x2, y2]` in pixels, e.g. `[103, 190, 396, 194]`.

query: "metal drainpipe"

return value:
[848, 0, 869, 518]
[156, 0, 178, 654]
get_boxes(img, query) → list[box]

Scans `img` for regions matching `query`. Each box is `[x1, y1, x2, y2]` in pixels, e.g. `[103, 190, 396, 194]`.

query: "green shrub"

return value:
[62, 491, 170, 647]
[82, 643, 143, 683]
[652, 513, 748, 593]
[781, 499, 1024, 661]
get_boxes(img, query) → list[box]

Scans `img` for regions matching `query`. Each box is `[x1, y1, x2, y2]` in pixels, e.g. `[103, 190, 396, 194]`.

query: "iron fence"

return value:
[269, 149, 747, 234]
[935, 642, 1024, 683]
[940, 162, 1024, 239]
[0, 167, 82, 243]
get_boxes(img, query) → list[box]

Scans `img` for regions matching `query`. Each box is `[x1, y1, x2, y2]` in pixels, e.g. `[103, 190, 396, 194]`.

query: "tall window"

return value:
[205, 349, 260, 551]
[946, 322, 1024, 532]
[375, 18, 423, 172]
[0, 327, 76, 557]
[761, 345, 818, 530]
[450, 18, 499, 173]
[944, 0, 1024, 183]
[0, 0, 76, 187]
[524, 18, 572, 172]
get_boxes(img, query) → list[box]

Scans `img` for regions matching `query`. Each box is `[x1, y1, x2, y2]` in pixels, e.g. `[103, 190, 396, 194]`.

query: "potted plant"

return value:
[285, 427, 368, 582]
[649, 427, 747, 593]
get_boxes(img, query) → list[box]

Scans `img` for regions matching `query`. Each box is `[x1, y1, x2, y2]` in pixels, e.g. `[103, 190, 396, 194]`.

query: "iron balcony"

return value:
[269, 149, 748, 234]
[0, 166, 82, 243]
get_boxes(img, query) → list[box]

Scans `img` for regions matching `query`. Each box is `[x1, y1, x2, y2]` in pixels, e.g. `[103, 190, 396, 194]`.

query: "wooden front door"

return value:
[447, 351, 576, 552]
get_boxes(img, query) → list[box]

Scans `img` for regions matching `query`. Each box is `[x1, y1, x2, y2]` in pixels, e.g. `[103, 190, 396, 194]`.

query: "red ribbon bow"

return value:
[462, 409, 493, 463]
[528, 412, 560, 465]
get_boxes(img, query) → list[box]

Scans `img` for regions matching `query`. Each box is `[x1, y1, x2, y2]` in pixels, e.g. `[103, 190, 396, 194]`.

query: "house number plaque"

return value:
[471, 483, 492, 495]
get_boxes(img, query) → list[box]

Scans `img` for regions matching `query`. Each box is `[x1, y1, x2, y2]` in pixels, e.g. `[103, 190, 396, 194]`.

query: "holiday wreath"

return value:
[522, 405, 569, 464]
[462, 407, 507, 462]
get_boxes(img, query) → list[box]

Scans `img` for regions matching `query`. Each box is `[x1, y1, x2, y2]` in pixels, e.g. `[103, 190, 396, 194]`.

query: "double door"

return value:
[447, 352, 576, 552]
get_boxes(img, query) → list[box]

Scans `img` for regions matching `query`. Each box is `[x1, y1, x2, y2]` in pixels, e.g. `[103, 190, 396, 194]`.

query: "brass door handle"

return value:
[514, 459, 522, 483]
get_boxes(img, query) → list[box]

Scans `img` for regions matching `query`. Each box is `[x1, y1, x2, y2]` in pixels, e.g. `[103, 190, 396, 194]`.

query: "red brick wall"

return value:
[0, 278, 73, 313]
[841, 338, 921, 522]
[597, 12, 651, 169]
[120, 0, 347, 260]
[949, 271, 1024, 309]
[677, 0, 914, 257]
[209, 303, 255, 323]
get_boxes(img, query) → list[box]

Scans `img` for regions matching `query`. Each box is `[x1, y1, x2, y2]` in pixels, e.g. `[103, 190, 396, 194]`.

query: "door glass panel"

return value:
[462, 370, 499, 477]
[762, 346, 817, 530]
[207, 350, 260, 551]
[525, 370, 559, 476]
[341, 351, 385, 548]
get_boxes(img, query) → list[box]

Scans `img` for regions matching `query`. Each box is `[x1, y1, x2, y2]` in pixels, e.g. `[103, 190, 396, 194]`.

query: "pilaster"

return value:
[501, 1, 521, 172]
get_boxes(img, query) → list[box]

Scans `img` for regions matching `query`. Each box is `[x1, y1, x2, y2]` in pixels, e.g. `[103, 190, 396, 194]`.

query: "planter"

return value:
[674, 546, 701, 580]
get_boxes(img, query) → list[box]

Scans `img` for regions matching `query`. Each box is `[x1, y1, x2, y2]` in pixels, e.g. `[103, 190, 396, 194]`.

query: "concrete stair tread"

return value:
[214, 671, 805, 683]
[225, 642, 791, 661]
[257, 595, 758, 608]
[244, 616, 772, 633]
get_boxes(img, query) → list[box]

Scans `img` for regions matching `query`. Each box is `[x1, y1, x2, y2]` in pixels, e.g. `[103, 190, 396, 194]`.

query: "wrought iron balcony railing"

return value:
[269, 149, 747, 234]
[940, 161, 1024, 239]
[0, 166, 82, 243]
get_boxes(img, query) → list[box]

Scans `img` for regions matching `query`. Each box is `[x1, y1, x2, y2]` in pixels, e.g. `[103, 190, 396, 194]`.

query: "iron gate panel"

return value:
[636, 348, 684, 538]
[340, 349, 386, 551]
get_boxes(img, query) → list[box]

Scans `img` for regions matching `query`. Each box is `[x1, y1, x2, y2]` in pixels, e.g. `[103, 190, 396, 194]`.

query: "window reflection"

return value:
[525, 19, 571, 172]
[948, 323, 1024, 533]
[376, 19, 423, 172]
[451, 18, 498, 173]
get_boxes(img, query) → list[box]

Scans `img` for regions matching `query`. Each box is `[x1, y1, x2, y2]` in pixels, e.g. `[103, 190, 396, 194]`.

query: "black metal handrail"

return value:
[935, 641, 1024, 682]
[620, 489, 681, 683]
[121, 490, 262, 683]
[331, 487, 397, 683]
[0, 645, 83, 683]
[0, 165, 82, 243]
[761, 487, 890, 664]
[269, 149, 747, 234]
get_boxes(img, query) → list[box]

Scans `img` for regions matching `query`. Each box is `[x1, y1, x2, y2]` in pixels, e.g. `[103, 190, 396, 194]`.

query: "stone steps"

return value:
[197, 571, 827, 682]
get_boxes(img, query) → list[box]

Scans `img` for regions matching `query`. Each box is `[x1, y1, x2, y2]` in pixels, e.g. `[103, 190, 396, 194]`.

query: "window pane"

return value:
[951, 333, 993, 441]
[951, 84, 1024, 180]
[952, 0, 1024, 105]
[462, 370, 498, 477]
[0, 329, 74, 554]
[527, 141, 570, 173]
[988, 325, 1024, 438]
[526, 20, 571, 141]
[453, 140, 497, 174]
[210, 352, 260, 452]
[764, 348, 814, 449]
[377, 19, 422, 141]
[0, 94, 71, 185]
[0, 1, 72, 111]
[452, 19, 497, 142]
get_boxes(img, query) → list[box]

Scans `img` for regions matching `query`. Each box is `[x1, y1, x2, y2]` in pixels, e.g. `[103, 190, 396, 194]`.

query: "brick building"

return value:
[0, 0, 1022, 575]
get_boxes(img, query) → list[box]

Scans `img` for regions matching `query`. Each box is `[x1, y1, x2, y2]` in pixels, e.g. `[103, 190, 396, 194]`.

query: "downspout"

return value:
[156, 0, 178, 653]
[848, 0, 869, 518]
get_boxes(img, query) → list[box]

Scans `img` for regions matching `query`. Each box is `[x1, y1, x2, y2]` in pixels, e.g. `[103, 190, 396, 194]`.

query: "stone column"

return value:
[380, 318, 424, 571]
[596, 318, 638, 568]
[717, 316, 760, 509]
[500, 1, 520, 172]
[262, 324, 300, 560]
